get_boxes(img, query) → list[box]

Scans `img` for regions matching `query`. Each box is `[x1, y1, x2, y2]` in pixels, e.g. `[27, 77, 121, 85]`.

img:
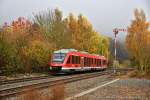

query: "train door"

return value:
[101, 59, 103, 67]
[81, 57, 84, 69]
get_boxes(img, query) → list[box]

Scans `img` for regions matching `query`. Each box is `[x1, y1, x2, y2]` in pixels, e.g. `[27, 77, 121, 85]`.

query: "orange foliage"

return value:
[126, 9, 150, 72]
[12, 17, 31, 33]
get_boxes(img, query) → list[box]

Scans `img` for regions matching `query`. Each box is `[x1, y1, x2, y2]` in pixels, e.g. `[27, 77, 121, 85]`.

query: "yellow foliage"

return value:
[23, 40, 50, 66]
[126, 9, 150, 73]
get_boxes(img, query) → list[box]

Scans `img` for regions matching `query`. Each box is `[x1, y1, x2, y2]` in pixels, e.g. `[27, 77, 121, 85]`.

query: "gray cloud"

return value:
[0, 0, 149, 40]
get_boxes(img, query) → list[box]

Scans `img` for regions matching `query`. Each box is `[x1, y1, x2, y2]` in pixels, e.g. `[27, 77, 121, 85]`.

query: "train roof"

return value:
[54, 49, 77, 53]
[53, 49, 106, 59]
[54, 49, 90, 54]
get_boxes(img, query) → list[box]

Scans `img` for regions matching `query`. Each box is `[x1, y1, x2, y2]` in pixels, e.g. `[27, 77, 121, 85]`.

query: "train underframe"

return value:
[49, 66, 107, 74]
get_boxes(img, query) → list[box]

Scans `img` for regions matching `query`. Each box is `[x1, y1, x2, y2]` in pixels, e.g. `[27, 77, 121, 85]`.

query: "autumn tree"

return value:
[77, 14, 109, 57]
[77, 14, 93, 51]
[98, 37, 109, 59]
[0, 17, 51, 74]
[22, 40, 51, 72]
[33, 8, 70, 49]
[0, 8, 110, 74]
[126, 9, 150, 73]
[0, 23, 22, 74]
[67, 13, 81, 49]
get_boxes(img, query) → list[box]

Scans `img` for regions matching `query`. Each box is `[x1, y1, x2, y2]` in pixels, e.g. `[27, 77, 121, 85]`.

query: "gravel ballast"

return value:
[73, 79, 150, 100]
[3, 72, 150, 100]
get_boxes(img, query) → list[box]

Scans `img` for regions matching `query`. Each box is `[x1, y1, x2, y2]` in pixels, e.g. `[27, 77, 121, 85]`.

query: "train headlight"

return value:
[49, 67, 52, 71]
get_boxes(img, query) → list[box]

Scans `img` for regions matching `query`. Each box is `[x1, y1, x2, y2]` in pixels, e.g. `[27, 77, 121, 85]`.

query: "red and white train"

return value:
[48, 49, 108, 73]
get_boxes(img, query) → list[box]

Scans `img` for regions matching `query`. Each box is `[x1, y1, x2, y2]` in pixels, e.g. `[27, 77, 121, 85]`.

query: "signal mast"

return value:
[113, 28, 127, 73]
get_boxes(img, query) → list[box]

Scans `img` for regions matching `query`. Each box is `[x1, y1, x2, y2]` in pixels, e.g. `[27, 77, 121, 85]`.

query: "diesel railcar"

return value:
[48, 49, 108, 73]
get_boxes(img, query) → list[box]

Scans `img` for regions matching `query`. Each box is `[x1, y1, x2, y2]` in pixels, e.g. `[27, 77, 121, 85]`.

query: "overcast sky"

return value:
[0, 0, 150, 40]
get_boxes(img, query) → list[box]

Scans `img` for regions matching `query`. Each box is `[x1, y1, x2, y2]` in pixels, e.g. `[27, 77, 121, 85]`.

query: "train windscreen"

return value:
[52, 53, 66, 63]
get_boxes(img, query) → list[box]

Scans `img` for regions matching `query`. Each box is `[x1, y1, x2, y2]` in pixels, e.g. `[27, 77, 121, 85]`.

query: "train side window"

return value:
[88, 58, 89, 66]
[75, 56, 77, 64]
[91, 58, 93, 64]
[83, 57, 85, 66]
[100, 59, 102, 66]
[72, 56, 75, 64]
[101, 60, 104, 65]
[86, 57, 87, 66]
[101, 60, 103, 65]
[86, 58, 88, 66]
[89, 58, 91, 66]
[103, 60, 106, 65]
[85, 57, 87, 66]
[89, 58, 90, 65]
[91, 58, 93, 65]
[97, 59, 99, 66]
[74, 56, 76, 64]
[67, 56, 71, 64]
[76, 56, 80, 64]
[89, 58, 90, 66]
[93, 59, 95, 64]
[86, 57, 88, 66]
[95, 59, 96, 64]
[84, 57, 86, 65]
[78, 56, 81, 64]
[78, 56, 80, 64]
[87, 58, 89, 66]
[98, 59, 100, 66]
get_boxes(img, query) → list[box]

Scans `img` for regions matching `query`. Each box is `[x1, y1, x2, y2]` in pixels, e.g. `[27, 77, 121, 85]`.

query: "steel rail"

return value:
[0, 71, 112, 98]
[0, 75, 52, 85]
[0, 68, 134, 98]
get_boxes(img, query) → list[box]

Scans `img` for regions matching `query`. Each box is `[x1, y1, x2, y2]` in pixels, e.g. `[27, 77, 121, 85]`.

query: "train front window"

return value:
[52, 53, 66, 63]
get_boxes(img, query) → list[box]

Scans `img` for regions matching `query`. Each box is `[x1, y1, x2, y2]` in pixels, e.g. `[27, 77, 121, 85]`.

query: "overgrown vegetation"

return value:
[0, 8, 109, 75]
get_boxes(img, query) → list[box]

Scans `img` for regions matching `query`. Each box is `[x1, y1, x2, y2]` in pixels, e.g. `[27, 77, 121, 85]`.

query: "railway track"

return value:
[0, 75, 53, 85]
[0, 68, 134, 99]
[0, 71, 113, 98]
[0, 68, 134, 85]
[0, 71, 108, 86]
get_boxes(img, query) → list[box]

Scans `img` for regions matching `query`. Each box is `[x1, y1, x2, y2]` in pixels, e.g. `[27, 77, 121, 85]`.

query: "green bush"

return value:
[0, 37, 22, 75]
